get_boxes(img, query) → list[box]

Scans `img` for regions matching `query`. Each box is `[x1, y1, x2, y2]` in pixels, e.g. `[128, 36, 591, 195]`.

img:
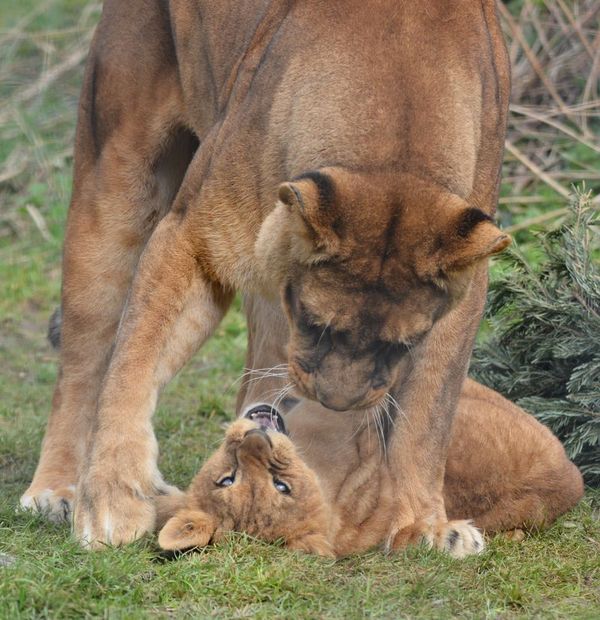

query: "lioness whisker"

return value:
[316, 319, 332, 349]
[240, 373, 289, 387]
[365, 407, 372, 447]
[242, 364, 289, 376]
[242, 370, 289, 379]
[348, 414, 366, 442]
[226, 364, 290, 394]
[271, 382, 294, 413]
[231, 364, 288, 382]
[384, 392, 411, 430]
[374, 406, 388, 463]
[405, 341, 417, 363]
[382, 393, 398, 427]
[246, 365, 289, 378]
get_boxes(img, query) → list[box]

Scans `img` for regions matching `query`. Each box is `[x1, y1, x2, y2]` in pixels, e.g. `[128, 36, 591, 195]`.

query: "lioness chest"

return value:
[286, 404, 396, 554]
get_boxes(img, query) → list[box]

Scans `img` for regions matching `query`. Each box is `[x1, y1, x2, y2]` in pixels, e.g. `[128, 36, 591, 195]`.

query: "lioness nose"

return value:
[315, 385, 366, 412]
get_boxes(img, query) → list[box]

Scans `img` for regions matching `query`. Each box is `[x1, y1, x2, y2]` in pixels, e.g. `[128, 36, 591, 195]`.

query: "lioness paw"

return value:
[74, 475, 157, 549]
[430, 520, 485, 558]
[74, 492, 156, 549]
[387, 518, 485, 559]
[20, 485, 76, 524]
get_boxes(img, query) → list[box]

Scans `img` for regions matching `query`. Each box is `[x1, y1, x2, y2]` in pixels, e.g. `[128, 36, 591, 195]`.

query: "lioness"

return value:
[157, 385, 583, 558]
[23, 0, 513, 549]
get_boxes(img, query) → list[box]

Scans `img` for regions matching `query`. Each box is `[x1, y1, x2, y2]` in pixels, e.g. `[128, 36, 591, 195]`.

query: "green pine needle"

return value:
[472, 190, 600, 485]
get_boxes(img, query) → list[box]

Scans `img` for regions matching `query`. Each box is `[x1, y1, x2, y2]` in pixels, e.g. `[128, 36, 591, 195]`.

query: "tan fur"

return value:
[22, 1, 519, 548]
[159, 381, 583, 558]
[158, 419, 335, 557]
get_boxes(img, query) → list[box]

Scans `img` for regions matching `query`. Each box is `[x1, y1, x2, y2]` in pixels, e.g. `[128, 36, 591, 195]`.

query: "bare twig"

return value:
[510, 104, 600, 153]
[582, 29, 600, 135]
[498, 196, 546, 205]
[24, 204, 52, 242]
[504, 140, 571, 199]
[0, 36, 90, 126]
[504, 208, 570, 234]
[554, 0, 596, 60]
[499, 1, 570, 117]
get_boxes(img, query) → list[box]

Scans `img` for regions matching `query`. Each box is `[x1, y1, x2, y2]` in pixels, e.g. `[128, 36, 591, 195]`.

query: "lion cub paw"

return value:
[20, 485, 76, 524]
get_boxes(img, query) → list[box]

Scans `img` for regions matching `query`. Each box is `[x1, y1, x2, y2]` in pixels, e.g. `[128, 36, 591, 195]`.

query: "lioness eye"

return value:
[273, 478, 291, 494]
[216, 475, 235, 488]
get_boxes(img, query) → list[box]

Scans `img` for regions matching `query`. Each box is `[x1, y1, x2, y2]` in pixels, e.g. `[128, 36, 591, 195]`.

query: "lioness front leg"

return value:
[386, 269, 486, 558]
[74, 213, 232, 548]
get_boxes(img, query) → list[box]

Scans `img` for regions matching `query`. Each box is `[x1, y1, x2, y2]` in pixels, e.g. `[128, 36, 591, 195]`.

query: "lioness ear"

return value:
[441, 207, 511, 271]
[287, 533, 336, 558]
[158, 509, 217, 551]
[278, 171, 341, 255]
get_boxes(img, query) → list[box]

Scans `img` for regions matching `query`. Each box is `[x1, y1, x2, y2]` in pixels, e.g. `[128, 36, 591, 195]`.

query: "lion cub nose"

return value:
[238, 428, 273, 465]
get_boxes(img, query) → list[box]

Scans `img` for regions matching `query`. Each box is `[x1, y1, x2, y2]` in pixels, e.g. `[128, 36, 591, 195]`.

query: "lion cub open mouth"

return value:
[243, 404, 287, 435]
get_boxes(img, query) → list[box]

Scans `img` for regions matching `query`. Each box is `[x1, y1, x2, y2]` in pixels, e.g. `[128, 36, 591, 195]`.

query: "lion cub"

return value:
[158, 411, 335, 557]
[158, 412, 485, 558]
[158, 382, 583, 559]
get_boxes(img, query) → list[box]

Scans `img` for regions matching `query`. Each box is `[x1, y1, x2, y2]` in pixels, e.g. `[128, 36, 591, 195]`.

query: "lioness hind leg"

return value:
[21, 6, 196, 522]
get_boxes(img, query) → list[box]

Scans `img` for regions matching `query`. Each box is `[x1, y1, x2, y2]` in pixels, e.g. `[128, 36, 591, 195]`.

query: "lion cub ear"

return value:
[278, 172, 341, 256]
[440, 206, 511, 272]
[158, 509, 217, 551]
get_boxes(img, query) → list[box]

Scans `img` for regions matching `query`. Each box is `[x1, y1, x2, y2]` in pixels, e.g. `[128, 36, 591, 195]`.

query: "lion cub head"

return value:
[256, 169, 511, 411]
[158, 407, 334, 557]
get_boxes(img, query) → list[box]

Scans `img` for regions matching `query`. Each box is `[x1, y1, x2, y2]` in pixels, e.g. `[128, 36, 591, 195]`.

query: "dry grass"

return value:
[0, 1, 100, 245]
[499, 0, 600, 233]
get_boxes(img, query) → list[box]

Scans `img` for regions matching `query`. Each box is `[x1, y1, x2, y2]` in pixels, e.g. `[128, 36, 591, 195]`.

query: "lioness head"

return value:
[256, 169, 510, 411]
[158, 409, 333, 557]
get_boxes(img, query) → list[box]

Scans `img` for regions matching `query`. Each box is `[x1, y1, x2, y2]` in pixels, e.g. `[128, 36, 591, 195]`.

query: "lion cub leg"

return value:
[73, 212, 233, 548]
[444, 380, 584, 534]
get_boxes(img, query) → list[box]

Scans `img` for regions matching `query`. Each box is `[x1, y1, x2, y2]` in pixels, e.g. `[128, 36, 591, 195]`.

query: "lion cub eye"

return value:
[216, 474, 235, 488]
[273, 478, 291, 494]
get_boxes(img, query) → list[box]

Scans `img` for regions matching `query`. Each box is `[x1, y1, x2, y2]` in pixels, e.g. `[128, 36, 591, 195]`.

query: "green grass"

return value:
[1, 1, 599, 618]
[1, 253, 599, 618]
